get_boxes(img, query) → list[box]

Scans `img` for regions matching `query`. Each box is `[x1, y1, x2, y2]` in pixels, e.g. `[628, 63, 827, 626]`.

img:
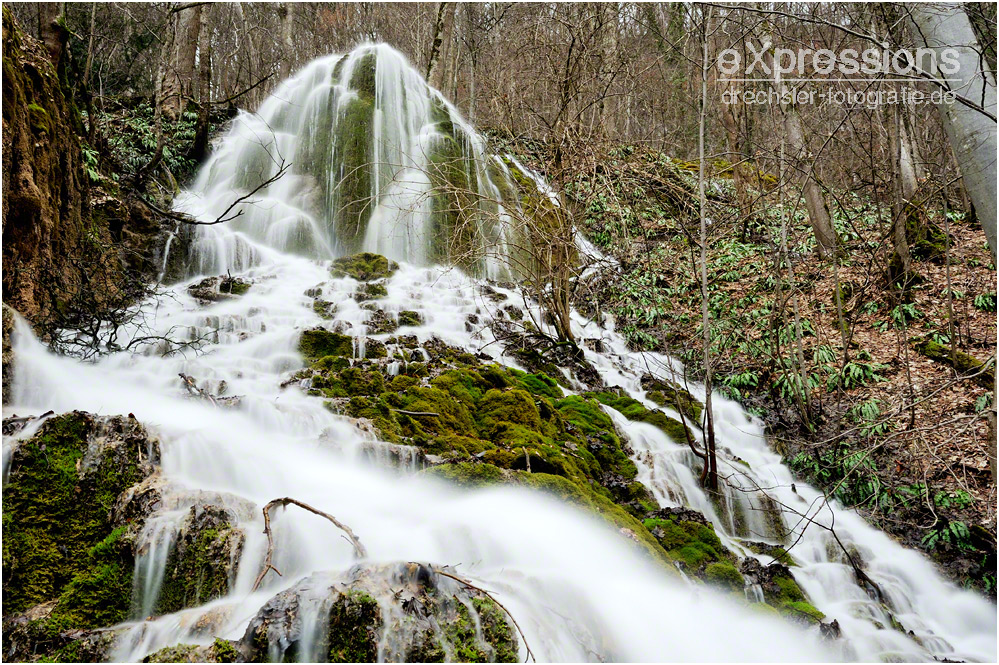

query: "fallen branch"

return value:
[252, 497, 366, 591]
[430, 567, 536, 663]
[391, 409, 441, 417]
[178, 373, 217, 406]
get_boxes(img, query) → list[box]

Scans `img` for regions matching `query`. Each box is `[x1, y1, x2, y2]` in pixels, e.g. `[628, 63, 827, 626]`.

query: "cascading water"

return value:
[4, 44, 996, 662]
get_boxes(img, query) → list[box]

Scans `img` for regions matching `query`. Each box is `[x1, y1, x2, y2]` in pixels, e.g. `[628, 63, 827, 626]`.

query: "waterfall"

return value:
[3, 44, 996, 663]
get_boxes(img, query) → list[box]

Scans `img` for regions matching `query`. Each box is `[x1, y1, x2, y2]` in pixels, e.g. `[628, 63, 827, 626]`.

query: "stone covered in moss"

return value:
[241, 563, 518, 663]
[299, 328, 355, 362]
[2, 412, 160, 628]
[590, 390, 694, 446]
[188, 276, 251, 305]
[641, 507, 735, 574]
[640, 374, 702, 424]
[740, 558, 825, 625]
[330, 252, 398, 282]
[154, 505, 245, 615]
[143, 639, 243, 663]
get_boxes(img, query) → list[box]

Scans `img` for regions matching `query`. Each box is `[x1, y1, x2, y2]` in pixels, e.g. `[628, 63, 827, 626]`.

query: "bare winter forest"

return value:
[2, 3, 997, 663]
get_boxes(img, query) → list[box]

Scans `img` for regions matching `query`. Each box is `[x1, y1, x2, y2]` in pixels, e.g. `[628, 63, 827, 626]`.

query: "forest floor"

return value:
[500, 141, 997, 596]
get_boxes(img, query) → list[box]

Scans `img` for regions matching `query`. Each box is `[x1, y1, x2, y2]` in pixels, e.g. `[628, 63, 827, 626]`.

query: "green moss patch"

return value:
[2, 412, 158, 628]
[330, 252, 399, 281]
[590, 390, 694, 445]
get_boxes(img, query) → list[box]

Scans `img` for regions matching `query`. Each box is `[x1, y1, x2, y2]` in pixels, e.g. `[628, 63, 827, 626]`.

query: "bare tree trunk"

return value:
[597, 2, 619, 138]
[426, 2, 451, 89]
[162, 4, 202, 121]
[698, 8, 718, 492]
[891, 103, 914, 285]
[908, 3, 998, 258]
[37, 2, 66, 66]
[783, 104, 838, 258]
[278, 3, 295, 80]
[191, 5, 213, 163]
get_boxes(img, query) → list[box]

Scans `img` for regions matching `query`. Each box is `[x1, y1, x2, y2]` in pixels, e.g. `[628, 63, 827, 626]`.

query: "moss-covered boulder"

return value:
[640, 374, 703, 424]
[641, 507, 737, 576]
[330, 252, 398, 282]
[590, 390, 694, 446]
[153, 505, 245, 615]
[299, 328, 355, 362]
[188, 276, 251, 305]
[142, 638, 243, 663]
[2, 411, 160, 628]
[740, 558, 824, 625]
[241, 563, 518, 663]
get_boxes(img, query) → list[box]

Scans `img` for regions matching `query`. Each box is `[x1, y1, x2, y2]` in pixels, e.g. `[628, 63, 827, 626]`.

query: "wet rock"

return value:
[354, 282, 388, 302]
[397, 310, 423, 327]
[143, 639, 243, 663]
[241, 563, 518, 663]
[582, 338, 605, 353]
[367, 309, 398, 335]
[330, 253, 398, 281]
[2, 412, 161, 644]
[313, 299, 337, 320]
[479, 285, 507, 303]
[299, 328, 355, 362]
[640, 374, 702, 424]
[187, 276, 251, 305]
[154, 505, 245, 615]
[501, 304, 523, 321]
[2, 304, 14, 401]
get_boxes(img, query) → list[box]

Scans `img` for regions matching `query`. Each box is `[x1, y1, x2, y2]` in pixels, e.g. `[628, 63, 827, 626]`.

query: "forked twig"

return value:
[252, 497, 367, 591]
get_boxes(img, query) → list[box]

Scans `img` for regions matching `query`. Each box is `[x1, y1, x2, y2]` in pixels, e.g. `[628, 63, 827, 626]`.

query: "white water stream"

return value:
[3, 44, 995, 663]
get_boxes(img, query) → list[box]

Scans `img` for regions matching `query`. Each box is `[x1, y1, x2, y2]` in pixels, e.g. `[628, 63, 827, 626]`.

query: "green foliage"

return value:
[330, 252, 399, 281]
[922, 519, 974, 551]
[100, 104, 201, 181]
[973, 292, 997, 312]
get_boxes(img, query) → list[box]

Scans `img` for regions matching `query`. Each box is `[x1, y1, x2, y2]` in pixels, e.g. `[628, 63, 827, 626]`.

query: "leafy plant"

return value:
[973, 293, 996, 312]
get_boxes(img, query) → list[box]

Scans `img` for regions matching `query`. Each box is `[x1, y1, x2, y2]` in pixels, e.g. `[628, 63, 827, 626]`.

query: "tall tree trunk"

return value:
[162, 4, 202, 121]
[890, 103, 914, 286]
[426, 2, 450, 90]
[597, 2, 619, 138]
[698, 8, 717, 492]
[191, 5, 213, 163]
[908, 4, 998, 258]
[783, 103, 838, 258]
[278, 3, 295, 80]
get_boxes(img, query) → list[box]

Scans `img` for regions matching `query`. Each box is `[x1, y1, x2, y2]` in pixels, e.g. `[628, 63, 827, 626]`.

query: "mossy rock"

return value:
[2, 412, 160, 628]
[642, 512, 733, 572]
[641, 375, 703, 424]
[330, 253, 399, 281]
[299, 328, 354, 362]
[143, 639, 243, 663]
[153, 506, 245, 615]
[590, 390, 694, 445]
[704, 561, 745, 592]
[241, 564, 518, 663]
[397, 310, 423, 327]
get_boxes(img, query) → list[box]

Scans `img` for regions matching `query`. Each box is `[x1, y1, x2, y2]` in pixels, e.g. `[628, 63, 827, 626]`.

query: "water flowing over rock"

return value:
[2, 43, 996, 663]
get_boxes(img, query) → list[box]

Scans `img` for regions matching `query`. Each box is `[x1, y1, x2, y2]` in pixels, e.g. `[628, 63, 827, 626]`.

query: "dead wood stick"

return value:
[431, 567, 536, 663]
[391, 409, 440, 417]
[252, 497, 367, 591]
